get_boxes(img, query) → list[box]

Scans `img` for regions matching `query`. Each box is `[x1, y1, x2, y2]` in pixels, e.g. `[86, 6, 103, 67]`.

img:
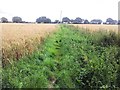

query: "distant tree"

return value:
[70, 19, 74, 23]
[46, 18, 51, 23]
[98, 20, 102, 24]
[62, 17, 70, 23]
[103, 22, 107, 24]
[73, 17, 82, 24]
[118, 20, 120, 25]
[113, 20, 118, 24]
[84, 20, 89, 24]
[106, 18, 118, 24]
[12, 16, 22, 23]
[36, 16, 51, 23]
[54, 20, 59, 23]
[90, 19, 102, 24]
[106, 18, 114, 23]
[36, 17, 45, 23]
[1, 17, 8, 23]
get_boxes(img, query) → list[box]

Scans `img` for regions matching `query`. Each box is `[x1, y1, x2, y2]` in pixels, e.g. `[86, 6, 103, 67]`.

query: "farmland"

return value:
[2, 24, 118, 66]
[73, 24, 118, 32]
[2, 23, 57, 66]
[1, 23, 120, 88]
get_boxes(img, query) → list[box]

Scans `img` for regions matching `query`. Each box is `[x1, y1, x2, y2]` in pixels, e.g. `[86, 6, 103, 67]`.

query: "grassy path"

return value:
[2, 25, 120, 88]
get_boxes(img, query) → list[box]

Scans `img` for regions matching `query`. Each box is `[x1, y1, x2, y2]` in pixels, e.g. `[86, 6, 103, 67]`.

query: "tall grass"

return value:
[2, 25, 120, 88]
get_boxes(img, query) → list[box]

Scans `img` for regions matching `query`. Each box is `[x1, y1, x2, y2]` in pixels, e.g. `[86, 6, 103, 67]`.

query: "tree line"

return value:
[0, 16, 120, 25]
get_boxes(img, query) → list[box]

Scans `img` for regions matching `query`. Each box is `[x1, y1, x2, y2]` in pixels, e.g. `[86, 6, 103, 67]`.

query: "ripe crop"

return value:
[2, 23, 57, 66]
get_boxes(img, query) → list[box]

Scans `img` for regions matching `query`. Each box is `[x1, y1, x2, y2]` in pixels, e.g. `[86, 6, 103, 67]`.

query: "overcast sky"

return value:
[0, 0, 119, 22]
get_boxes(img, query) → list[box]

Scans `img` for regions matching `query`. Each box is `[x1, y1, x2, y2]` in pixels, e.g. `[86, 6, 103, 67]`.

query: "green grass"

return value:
[2, 25, 120, 88]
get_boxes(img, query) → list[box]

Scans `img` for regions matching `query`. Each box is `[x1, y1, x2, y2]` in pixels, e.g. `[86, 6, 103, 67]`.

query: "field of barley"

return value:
[72, 24, 118, 33]
[2, 23, 58, 66]
[1, 23, 120, 88]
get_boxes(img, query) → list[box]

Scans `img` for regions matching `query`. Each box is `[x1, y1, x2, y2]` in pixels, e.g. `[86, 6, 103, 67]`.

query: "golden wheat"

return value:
[2, 23, 58, 66]
[72, 24, 118, 33]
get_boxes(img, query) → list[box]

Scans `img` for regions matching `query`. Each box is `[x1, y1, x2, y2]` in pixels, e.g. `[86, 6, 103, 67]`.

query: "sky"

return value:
[0, 0, 119, 22]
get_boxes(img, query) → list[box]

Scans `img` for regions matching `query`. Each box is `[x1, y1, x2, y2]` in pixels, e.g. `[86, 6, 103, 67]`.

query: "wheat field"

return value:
[72, 24, 118, 33]
[1, 23, 118, 66]
[2, 23, 57, 45]
[2, 23, 58, 66]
